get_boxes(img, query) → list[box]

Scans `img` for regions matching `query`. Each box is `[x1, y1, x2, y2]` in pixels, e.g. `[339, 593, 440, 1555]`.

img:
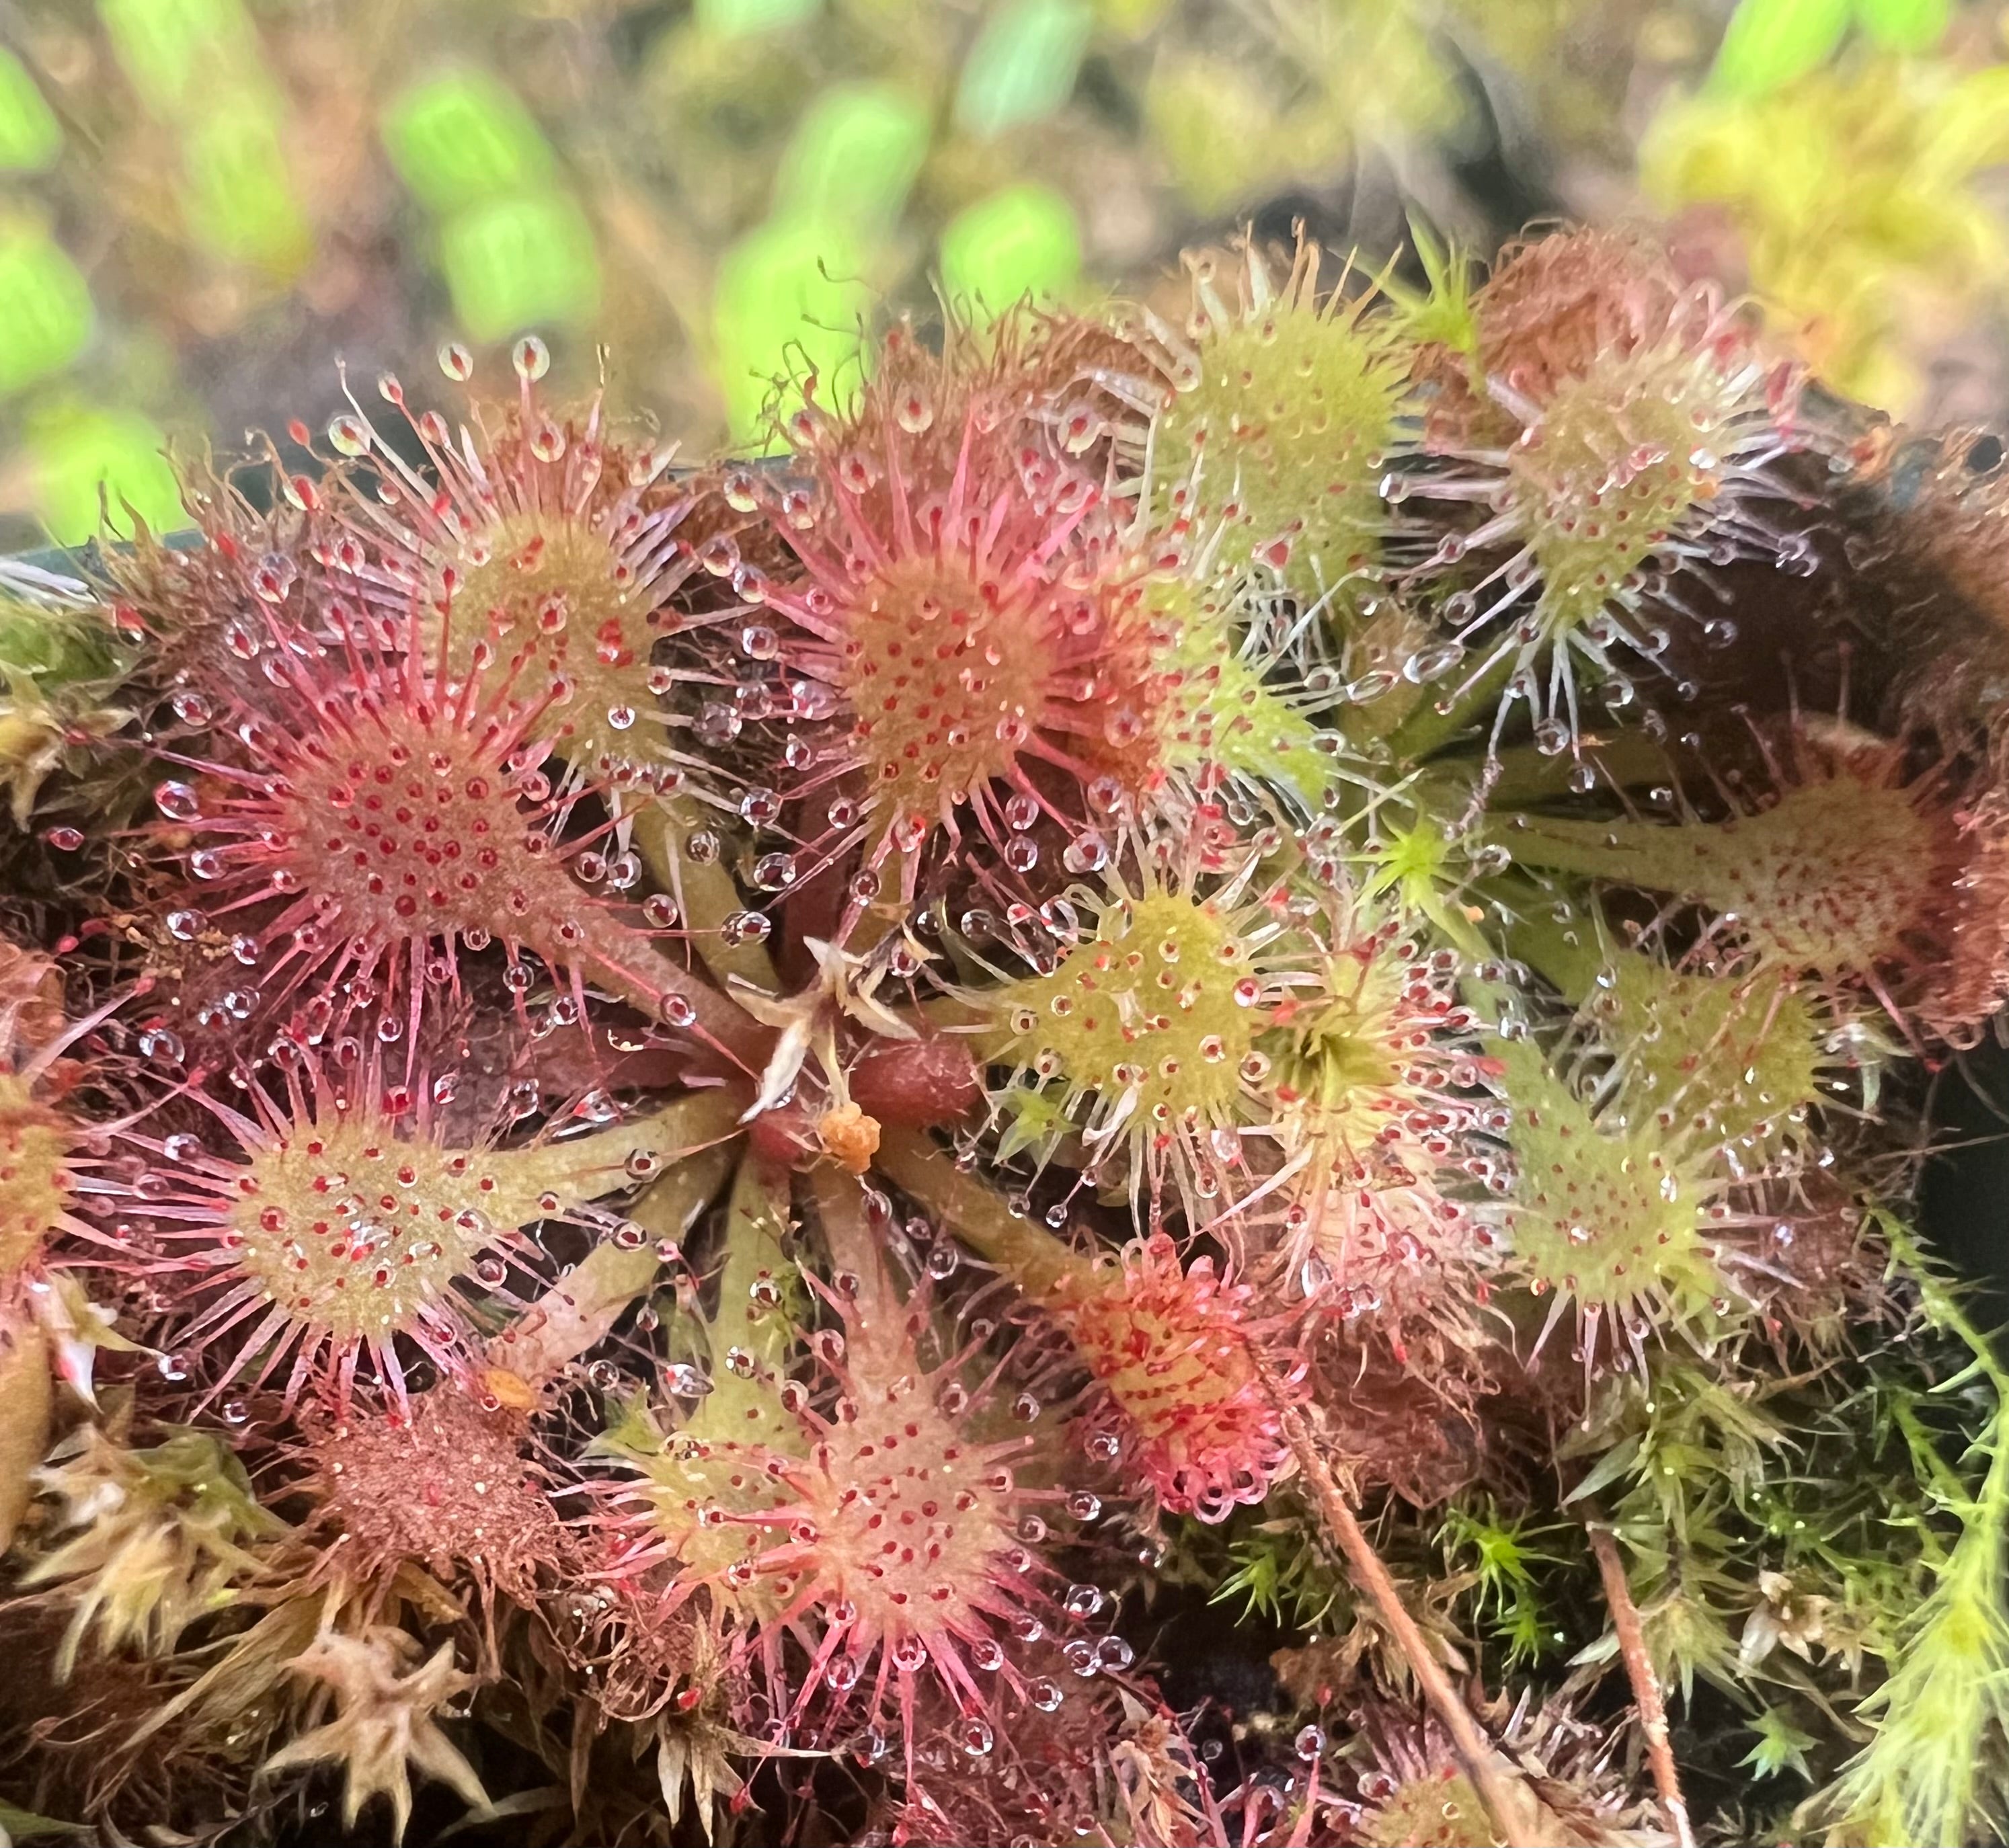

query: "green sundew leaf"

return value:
[438, 190, 600, 344]
[0, 228, 93, 398]
[695, 0, 822, 34]
[1855, 0, 1951, 50]
[953, 0, 1091, 138]
[98, 0, 259, 121]
[1495, 771, 1931, 985]
[773, 83, 930, 232]
[27, 407, 182, 546]
[1505, 922, 1826, 1158]
[0, 50, 61, 173]
[382, 70, 555, 216]
[939, 182, 1080, 319]
[711, 214, 871, 444]
[1743, 1706, 1820, 1781]
[1708, 0, 1852, 97]
[179, 99, 310, 276]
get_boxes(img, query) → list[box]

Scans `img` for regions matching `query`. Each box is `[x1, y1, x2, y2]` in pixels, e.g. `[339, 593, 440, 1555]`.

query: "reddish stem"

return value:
[1587, 1519, 1696, 1848]
[1252, 1350, 1565, 1848]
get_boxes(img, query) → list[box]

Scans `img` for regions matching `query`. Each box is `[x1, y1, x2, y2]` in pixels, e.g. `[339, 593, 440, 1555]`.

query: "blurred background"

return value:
[1, 0, 2008, 553]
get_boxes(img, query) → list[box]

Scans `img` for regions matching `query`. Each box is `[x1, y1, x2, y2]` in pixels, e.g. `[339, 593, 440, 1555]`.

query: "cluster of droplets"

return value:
[1398, 229, 1807, 757]
[1050, 1232, 1297, 1521]
[11, 220, 1987, 1848]
[972, 863, 1294, 1209]
[607, 1235, 1119, 1779]
[311, 336, 763, 785]
[113, 1053, 686, 1408]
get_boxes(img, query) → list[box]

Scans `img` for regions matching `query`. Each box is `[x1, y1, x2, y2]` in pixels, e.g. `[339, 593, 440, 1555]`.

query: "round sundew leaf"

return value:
[953, 0, 1092, 140]
[938, 184, 1081, 320]
[381, 69, 555, 216]
[1499, 771, 1940, 986]
[1153, 254, 1408, 608]
[608, 1249, 1078, 1753]
[983, 888, 1270, 1131]
[438, 190, 601, 344]
[0, 227, 93, 399]
[1507, 916, 1829, 1158]
[1495, 325, 1758, 643]
[1115, 574, 1325, 807]
[1602, 961, 1823, 1157]
[224, 1116, 548, 1348]
[1050, 1234, 1289, 1519]
[838, 552, 1064, 821]
[0, 49, 61, 174]
[1708, 0, 1852, 99]
[420, 509, 662, 772]
[1497, 1039, 1727, 1326]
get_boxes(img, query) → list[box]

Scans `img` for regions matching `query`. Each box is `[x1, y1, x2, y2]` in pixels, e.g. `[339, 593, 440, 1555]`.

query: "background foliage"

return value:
[3, 0, 2009, 545]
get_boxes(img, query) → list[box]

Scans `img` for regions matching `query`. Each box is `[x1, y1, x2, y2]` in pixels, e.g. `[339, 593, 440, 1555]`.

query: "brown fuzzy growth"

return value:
[305, 1391, 565, 1601]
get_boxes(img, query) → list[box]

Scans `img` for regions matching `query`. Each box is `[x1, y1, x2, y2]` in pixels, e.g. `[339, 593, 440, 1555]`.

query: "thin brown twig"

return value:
[1254, 1353, 1564, 1848]
[1586, 1519, 1697, 1848]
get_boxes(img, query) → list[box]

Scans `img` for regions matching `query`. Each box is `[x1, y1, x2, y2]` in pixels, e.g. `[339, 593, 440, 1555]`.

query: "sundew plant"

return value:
[7, 223, 2009, 1848]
